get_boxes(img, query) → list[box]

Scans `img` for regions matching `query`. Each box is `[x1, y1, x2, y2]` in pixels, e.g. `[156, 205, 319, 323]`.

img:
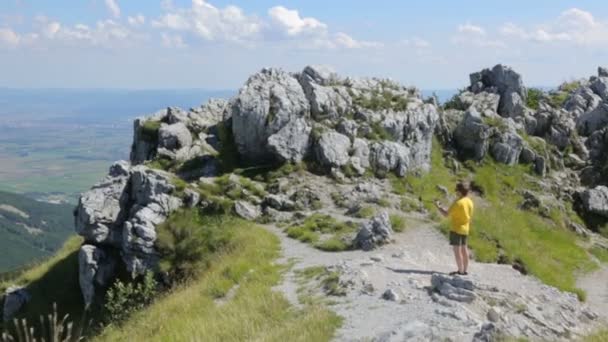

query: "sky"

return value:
[1, 0, 608, 89]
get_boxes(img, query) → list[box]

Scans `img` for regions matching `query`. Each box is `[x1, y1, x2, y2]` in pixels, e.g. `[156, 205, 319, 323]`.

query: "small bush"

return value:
[155, 209, 234, 281]
[105, 271, 157, 324]
[355, 206, 376, 219]
[321, 272, 346, 296]
[390, 214, 408, 232]
[526, 88, 543, 110]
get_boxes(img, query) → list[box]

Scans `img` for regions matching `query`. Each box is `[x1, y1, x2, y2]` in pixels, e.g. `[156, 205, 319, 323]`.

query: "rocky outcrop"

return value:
[267, 118, 312, 163]
[3, 286, 30, 322]
[431, 274, 476, 303]
[353, 212, 393, 251]
[469, 64, 528, 118]
[232, 68, 310, 161]
[130, 101, 227, 166]
[579, 186, 608, 218]
[75, 161, 183, 304]
[453, 109, 490, 160]
[315, 131, 351, 168]
[78, 244, 116, 308]
[234, 200, 261, 220]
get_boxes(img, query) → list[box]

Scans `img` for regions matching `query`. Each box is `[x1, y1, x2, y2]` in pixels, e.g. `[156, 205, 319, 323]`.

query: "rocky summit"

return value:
[6, 64, 608, 341]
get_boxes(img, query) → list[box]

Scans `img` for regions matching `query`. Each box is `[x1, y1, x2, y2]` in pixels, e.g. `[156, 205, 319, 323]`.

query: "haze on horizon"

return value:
[1, 0, 608, 90]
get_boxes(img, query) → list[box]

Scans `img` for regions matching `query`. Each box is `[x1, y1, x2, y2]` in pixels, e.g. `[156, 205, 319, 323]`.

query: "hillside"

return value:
[3, 64, 608, 341]
[0, 191, 73, 273]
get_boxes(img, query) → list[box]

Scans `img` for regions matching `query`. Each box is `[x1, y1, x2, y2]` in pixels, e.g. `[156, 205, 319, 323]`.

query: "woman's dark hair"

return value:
[456, 181, 470, 196]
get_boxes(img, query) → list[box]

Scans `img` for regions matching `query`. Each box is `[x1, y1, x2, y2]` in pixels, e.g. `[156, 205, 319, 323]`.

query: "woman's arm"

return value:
[434, 201, 449, 218]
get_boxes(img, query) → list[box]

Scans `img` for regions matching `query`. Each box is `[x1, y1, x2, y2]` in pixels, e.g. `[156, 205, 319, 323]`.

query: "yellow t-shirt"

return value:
[448, 196, 474, 235]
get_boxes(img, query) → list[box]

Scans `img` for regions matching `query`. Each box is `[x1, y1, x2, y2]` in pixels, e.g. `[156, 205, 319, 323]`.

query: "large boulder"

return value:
[78, 244, 116, 308]
[158, 122, 193, 152]
[231, 68, 310, 160]
[369, 141, 411, 176]
[74, 161, 131, 247]
[577, 103, 608, 136]
[453, 91, 500, 116]
[315, 131, 351, 168]
[3, 286, 30, 322]
[469, 64, 528, 118]
[123, 166, 183, 274]
[579, 186, 608, 218]
[267, 118, 312, 163]
[430, 274, 476, 303]
[490, 122, 524, 165]
[453, 109, 491, 160]
[353, 212, 393, 251]
[298, 65, 352, 121]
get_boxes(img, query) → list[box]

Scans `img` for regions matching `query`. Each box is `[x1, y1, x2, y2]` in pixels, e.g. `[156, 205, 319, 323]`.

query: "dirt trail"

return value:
[268, 219, 603, 341]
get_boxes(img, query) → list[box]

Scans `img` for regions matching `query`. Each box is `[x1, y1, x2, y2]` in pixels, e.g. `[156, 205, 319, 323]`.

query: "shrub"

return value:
[155, 209, 234, 281]
[355, 206, 376, 219]
[104, 271, 157, 324]
[526, 88, 543, 110]
[389, 214, 408, 232]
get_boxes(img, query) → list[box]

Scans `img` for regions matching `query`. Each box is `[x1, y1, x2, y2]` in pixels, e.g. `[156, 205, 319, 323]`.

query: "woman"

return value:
[434, 182, 474, 276]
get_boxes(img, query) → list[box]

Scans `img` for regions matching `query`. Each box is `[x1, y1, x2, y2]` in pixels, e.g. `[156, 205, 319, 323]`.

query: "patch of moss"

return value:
[140, 120, 162, 143]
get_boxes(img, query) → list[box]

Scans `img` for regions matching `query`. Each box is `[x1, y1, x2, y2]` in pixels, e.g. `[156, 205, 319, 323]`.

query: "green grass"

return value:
[0, 236, 86, 335]
[526, 88, 543, 110]
[585, 330, 608, 342]
[355, 206, 376, 219]
[140, 120, 161, 143]
[390, 137, 456, 218]
[96, 217, 342, 342]
[590, 247, 608, 263]
[285, 214, 357, 252]
[353, 89, 409, 112]
[468, 161, 596, 298]
[389, 214, 408, 233]
[391, 138, 595, 299]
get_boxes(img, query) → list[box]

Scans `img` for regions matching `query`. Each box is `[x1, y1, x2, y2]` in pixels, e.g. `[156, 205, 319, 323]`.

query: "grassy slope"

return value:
[0, 191, 74, 272]
[96, 216, 341, 342]
[0, 235, 85, 334]
[391, 138, 596, 298]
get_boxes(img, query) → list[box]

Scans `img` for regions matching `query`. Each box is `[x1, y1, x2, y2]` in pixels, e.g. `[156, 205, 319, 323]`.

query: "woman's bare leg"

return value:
[461, 245, 469, 273]
[453, 246, 463, 273]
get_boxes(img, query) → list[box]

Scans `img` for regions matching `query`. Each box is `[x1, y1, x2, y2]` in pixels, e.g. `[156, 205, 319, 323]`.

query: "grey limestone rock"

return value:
[232, 68, 310, 160]
[454, 108, 490, 160]
[3, 286, 30, 322]
[579, 186, 608, 218]
[267, 117, 312, 163]
[315, 131, 351, 168]
[78, 244, 116, 308]
[234, 200, 262, 220]
[354, 212, 393, 251]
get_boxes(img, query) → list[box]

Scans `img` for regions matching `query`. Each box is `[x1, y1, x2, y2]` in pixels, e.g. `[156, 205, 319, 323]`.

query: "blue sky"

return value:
[1, 0, 608, 89]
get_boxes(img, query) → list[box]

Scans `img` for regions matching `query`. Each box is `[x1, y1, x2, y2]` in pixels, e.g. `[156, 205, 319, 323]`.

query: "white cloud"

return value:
[153, 0, 261, 43]
[501, 8, 608, 46]
[267, 6, 327, 36]
[458, 23, 485, 35]
[161, 32, 186, 48]
[0, 28, 20, 46]
[128, 14, 145, 27]
[42, 21, 61, 38]
[401, 37, 431, 48]
[453, 22, 505, 48]
[334, 32, 381, 49]
[105, 0, 121, 18]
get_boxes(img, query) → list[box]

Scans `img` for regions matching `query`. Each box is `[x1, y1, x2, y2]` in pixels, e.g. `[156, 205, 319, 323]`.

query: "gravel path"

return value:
[268, 220, 603, 341]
